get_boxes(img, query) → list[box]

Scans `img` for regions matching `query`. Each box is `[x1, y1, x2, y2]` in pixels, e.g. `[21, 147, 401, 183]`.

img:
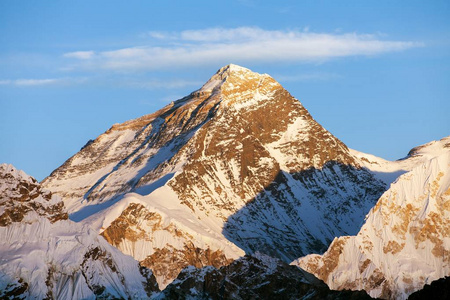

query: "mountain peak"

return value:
[199, 64, 273, 94]
[219, 63, 253, 75]
[197, 64, 280, 110]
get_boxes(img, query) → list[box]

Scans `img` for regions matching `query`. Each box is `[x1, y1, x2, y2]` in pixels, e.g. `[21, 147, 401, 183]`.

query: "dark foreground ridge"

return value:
[160, 253, 375, 300]
[407, 277, 450, 300]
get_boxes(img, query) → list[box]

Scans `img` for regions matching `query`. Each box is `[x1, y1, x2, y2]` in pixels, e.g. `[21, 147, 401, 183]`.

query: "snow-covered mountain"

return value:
[293, 136, 450, 299]
[42, 64, 389, 287]
[0, 164, 158, 299]
[4, 64, 448, 299]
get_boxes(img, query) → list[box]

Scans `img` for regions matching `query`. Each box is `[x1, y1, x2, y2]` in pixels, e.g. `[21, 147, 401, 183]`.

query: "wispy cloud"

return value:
[276, 72, 342, 82]
[0, 80, 12, 85]
[148, 27, 312, 42]
[63, 51, 95, 60]
[0, 78, 61, 86]
[117, 78, 203, 89]
[15, 79, 61, 86]
[0, 77, 86, 87]
[0, 76, 200, 90]
[63, 27, 423, 72]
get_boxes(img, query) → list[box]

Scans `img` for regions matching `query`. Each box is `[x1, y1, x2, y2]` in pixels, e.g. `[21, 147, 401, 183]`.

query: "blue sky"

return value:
[1, 0, 449, 181]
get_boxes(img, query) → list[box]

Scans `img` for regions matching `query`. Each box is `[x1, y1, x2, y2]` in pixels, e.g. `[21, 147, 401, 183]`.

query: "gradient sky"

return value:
[1, 0, 449, 181]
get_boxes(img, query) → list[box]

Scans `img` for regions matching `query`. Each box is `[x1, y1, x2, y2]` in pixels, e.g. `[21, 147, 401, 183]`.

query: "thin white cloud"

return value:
[120, 78, 203, 89]
[180, 27, 266, 42]
[0, 78, 61, 86]
[0, 80, 12, 85]
[63, 51, 95, 60]
[63, 27, 423, 72]
[276, 72, 342, 82]
[15, 79, 60, 86]
[0, 76, 199, 90]
[146, 31, 172, 40]
[146, 27, 311, 42]
[0, 77, 87, 87]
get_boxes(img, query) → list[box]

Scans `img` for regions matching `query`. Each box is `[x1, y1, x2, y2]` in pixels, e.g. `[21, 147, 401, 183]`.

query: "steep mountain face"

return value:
[158, 253, 374, 300]
[0, 164, 158, 299]
[293, 137, 450, 299]
[42, 64, 387, 287]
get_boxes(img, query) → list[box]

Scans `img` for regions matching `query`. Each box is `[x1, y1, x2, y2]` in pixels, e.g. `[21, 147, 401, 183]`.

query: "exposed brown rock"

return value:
[101, 203, 161, 246]
[101, 202, 233, 287]
[316, 237, 348, 282]
[359, 259, 371, 273]
[383, 241, 405, 254]
[141, 244, 233, 289]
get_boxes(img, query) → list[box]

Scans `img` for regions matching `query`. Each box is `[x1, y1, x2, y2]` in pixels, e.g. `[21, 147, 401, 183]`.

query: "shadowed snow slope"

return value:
[0, 164, 158, 299]
[293, 137, 450, 299]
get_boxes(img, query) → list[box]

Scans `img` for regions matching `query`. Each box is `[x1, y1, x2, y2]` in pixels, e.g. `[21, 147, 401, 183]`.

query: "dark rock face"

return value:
[0, 278, 29, 299]
[160, 254, 374, 300]
[407, 277, 450, 300]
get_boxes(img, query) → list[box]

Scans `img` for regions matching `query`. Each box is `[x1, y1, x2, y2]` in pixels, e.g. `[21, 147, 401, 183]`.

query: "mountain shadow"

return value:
[223, 161, 387, 262]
